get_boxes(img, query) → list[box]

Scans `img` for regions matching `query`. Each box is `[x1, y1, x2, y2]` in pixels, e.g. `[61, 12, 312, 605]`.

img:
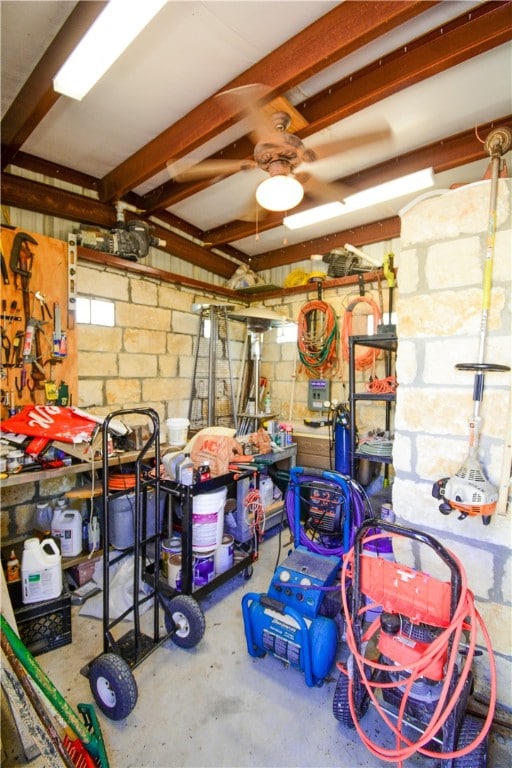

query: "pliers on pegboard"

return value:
[1, 330, 12, 367]
[34, 291, 52, 321]
[15, 367, 27, 397]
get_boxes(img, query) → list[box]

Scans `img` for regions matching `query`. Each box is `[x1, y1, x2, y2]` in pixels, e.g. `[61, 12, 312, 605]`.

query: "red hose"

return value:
[341, 296, 382, 368]
[339, 533, 497, 766]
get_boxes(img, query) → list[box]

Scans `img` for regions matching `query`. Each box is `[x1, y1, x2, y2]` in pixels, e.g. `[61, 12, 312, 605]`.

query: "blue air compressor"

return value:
[242, 467, 356, 686]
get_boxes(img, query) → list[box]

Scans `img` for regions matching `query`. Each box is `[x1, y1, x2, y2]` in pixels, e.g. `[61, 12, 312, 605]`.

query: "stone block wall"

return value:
[75, 260, 249, 436]
[392, 179, 511, 709]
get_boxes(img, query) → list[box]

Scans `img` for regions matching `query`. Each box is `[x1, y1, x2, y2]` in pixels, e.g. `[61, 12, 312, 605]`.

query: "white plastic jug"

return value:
[51, 508, 83, 557]
[21, 537, 62, 604]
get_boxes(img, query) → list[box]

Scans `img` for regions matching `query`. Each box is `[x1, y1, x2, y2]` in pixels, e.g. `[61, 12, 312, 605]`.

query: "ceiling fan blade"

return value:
[309, 127, 392, 160]
[236, 203, 268, 223]
[166, 157, 256, 182]
[299, 173, 352, 204]
[216, 83, 276, 144]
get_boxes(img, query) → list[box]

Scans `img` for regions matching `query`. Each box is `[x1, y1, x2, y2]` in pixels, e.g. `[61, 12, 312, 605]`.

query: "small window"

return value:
[368, 312, 396, 334]
[77, 297, 115, 326]
[277, 323, 298, 344]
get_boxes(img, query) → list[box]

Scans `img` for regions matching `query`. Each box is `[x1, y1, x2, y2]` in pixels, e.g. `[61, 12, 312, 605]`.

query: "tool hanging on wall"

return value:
[1, 226, 77, 414]
[9, 232, 37, 323]
[297, 297, 339, 379]
[432, 126, 511, 525]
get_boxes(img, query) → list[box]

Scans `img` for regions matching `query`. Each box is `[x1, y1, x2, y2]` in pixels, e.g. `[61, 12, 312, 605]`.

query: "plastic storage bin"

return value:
[14, 592, 72, 656]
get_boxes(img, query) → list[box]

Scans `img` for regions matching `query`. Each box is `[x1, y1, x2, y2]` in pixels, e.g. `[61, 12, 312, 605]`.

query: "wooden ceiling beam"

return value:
[200, 117, 511, 247]
[250, 218, 401, 271]
[0, 2, 107, 169]
[0, 172, 238, 278]
[298, 1, 512, 135]
[141, 0, 509, 216]
[100, 1, 435, 202]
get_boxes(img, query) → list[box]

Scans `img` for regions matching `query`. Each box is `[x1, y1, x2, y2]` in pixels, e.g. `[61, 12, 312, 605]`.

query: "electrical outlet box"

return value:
[308, 379, 330, 411]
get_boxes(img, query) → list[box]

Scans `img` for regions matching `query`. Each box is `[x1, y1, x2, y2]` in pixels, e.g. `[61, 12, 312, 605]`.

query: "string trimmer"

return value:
[432, 126, 511, 525]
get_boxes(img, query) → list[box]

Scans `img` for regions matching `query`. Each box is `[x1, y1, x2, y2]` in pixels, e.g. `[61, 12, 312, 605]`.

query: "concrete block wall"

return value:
[75, 260, 249, 437]
[392, 179, 512, 709]
[259, 274, 395, 428]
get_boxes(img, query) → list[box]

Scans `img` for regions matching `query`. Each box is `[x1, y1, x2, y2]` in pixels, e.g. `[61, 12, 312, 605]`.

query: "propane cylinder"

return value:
[334, 412, 350, 475]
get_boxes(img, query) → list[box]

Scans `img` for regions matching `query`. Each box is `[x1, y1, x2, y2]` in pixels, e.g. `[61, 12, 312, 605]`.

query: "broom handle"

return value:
[1, 631, 76, 768]
[1, 615, 93, 746]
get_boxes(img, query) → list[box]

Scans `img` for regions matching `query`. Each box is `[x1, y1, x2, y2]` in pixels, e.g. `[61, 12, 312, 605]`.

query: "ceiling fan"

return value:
[166, 84, 392, 217]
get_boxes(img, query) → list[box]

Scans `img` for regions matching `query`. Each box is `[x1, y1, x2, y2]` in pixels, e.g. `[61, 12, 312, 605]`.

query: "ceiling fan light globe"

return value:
[256, 175, 304, 212]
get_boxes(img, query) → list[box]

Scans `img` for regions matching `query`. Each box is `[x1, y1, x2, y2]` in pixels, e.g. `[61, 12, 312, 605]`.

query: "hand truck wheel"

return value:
[163, 594, 206, 648]
[89, 652, 138, 721]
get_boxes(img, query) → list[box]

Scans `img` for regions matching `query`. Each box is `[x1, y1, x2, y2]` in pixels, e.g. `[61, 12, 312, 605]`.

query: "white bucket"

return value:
[51, 508, 83, 557]
[166, 418, 190, 447]
[21, 538, 62, 604]
[192, 488, 227, 552]
[214, 534, 234, 574]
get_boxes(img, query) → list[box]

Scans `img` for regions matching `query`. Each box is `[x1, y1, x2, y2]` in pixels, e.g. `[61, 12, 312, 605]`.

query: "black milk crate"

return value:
[14, 592, 72, 657]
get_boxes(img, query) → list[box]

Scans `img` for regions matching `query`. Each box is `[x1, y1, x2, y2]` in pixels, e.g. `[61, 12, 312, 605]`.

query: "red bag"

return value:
[0, 405, 98, 443]
[190, 434, 244, 477]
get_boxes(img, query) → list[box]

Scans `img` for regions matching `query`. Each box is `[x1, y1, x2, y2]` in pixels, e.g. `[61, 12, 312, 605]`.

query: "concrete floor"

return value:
[3, 528, 511, 768]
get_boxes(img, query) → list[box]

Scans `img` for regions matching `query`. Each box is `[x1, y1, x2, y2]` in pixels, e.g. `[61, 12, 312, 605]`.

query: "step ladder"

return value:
[188, 304, 238, 432]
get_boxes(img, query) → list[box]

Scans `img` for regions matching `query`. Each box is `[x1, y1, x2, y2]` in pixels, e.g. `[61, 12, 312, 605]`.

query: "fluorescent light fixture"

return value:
[53, 0, 167, 100]
[284, 201, 345, 229]
[256, 175, 304, 212]
[284, 168, 435, 229]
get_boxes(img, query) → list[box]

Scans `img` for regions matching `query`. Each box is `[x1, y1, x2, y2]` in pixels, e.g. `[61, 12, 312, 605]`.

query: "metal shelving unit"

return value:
[348, 333, 397, 481]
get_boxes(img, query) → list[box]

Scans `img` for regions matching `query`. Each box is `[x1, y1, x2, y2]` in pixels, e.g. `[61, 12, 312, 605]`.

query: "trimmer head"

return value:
[433, 454, 498, 522]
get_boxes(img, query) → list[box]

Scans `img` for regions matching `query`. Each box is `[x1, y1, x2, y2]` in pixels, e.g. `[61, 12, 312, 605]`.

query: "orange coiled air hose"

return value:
[341, 296, 382, 369]
[338, 533, 497, 767]
[297, 299, 339, 378]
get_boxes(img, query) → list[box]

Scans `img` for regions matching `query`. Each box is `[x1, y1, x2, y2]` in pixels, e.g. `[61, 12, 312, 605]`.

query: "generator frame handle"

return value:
[353, 518, 462, 622]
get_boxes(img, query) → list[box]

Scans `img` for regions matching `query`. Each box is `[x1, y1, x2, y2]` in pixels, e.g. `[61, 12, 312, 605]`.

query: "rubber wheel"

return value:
[89, 653, 138, 721]
[453, 714, 488, 768]
[333, 662, 370, 728]
[333, 672, 356, 728]
[243, 565, 253, 580]
[163, 594, 206, 648]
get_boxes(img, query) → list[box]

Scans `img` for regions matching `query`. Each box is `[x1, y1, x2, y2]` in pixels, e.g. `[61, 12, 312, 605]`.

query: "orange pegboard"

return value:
[1, 227, 77, 417]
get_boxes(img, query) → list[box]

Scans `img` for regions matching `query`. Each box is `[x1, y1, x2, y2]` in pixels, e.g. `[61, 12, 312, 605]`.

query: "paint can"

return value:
[161, 539, 172, 580]
[167, 553, 182, 590]
[162, 536, 181, 579]
[214, 534, 234, 575]
[193, 550, 215, 588]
